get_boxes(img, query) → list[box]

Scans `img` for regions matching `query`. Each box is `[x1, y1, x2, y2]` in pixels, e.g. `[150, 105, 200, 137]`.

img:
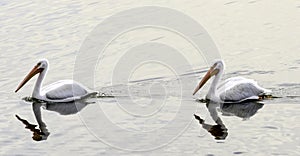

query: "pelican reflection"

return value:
[194, 101, 264, 140]
[16, 99, 94, 141]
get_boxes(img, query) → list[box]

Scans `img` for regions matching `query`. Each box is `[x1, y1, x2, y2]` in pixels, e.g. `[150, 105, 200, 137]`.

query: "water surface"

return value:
[0, 0, 299, 155]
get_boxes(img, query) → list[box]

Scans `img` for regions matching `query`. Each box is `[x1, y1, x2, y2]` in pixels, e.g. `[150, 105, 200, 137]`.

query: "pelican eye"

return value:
[37, 62, 41, 66]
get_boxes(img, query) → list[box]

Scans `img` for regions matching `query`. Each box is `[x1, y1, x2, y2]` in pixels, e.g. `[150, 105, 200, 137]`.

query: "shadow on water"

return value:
[15, 99, 95, 141]
[194, 100, 264, 140]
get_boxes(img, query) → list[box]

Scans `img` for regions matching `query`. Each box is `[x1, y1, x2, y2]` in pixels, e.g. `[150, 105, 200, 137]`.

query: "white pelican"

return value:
[193, 60, 271, 103]
[15, 59, 98, 102]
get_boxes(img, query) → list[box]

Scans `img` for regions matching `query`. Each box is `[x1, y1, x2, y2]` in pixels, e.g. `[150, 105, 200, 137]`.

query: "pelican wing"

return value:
[218, 77, 270, 102]
[217, 77, 247, 89]
[43, 80, 88, 100]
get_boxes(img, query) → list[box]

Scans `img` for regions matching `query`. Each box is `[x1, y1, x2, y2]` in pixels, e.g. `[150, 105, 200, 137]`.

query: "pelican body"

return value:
[193, 60, 271, 103]
[15, 59, 97, 102]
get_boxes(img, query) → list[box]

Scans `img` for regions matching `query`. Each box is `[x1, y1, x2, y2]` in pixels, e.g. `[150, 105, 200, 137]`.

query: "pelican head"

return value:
[193, 60, 224, 95]
[15, 59, 49, 93]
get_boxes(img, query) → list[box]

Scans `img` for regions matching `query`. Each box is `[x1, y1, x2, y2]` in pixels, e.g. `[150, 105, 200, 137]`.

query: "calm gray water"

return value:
[0, 0, 299, 155]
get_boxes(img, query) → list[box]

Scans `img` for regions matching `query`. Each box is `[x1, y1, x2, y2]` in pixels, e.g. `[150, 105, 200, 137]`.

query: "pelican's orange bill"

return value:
[193, 68, 212, 95]
[15, 65, 42, 93]
[192, 68, 219, 95]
